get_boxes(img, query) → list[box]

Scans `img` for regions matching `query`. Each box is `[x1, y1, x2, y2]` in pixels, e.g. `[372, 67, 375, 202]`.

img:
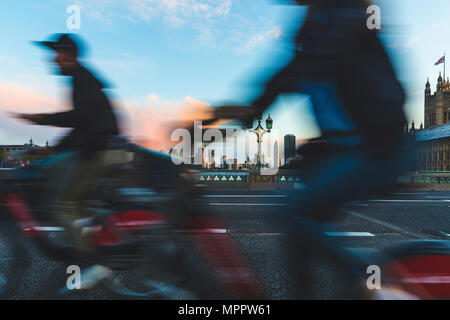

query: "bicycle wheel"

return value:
[99, 226, 229, 300]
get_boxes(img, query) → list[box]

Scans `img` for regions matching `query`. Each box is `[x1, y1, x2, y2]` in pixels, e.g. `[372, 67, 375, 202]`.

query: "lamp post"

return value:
[249, 114, 273, 168]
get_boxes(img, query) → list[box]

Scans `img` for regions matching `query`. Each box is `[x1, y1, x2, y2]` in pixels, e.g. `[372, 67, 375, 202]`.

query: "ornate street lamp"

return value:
[249, 114, 273, 168]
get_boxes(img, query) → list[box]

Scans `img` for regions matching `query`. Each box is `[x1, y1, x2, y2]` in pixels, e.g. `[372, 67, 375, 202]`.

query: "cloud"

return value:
[116, 93, 214, 151]
[0, 82, 62, 113]
[389, 20, 449, 50]
[127, 0, 232, 24]
[92, 52, 156, 76]
[67, 0, 232, 27]
[0, 81, 213, 151]
[408, 90, 421, 96]
[236, 26, 282, 54]
[60, 0, 282, 53]
[0, 82, 67, 145]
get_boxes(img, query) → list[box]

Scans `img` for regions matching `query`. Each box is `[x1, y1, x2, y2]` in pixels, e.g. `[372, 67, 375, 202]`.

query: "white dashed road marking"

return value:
[341, 209, 434, 240]
[203, 195, 287, 198]
[369, 199, 450, 203]
[325, 232, 375, 237]
[24, 226, 65, 232]
[392, 193, 427, 195]
[438, 231, 450, 237]
[209, 203, 289, 206]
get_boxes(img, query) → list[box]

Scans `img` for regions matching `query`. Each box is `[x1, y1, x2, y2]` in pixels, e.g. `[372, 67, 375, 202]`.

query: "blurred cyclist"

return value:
[15, 34, 119, 253]
[228, 0, 407, 219]
[217, 0, 408, 298]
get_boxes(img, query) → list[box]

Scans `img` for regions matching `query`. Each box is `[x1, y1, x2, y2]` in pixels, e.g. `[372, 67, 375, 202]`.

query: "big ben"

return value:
[424, 72, 450, 128]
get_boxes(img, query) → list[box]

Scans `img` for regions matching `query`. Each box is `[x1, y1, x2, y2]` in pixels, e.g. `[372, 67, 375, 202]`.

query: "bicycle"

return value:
[206, 106, 450, 300]
[0, 136, 262, 299]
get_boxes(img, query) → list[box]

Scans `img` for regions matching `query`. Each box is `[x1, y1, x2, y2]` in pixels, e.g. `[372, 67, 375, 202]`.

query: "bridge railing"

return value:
[196, 170, 303, 185]
[400, 172, 450, 184]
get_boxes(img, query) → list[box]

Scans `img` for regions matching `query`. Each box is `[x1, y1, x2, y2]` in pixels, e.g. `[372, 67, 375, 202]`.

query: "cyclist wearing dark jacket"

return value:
[36, 64, 118, 158]
[22, 35, 119, 158]
[251, 0, 406, 149]
[228, 0, 408, 297]
[16, 34, 120, 250]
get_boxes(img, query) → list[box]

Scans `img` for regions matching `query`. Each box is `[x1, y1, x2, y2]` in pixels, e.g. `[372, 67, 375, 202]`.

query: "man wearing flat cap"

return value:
[22, 33, 119, 155]
[15, 33, 119, 250]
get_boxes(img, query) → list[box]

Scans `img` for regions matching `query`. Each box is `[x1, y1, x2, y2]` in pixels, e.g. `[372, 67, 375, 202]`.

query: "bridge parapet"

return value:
[196, 170, 303, 189]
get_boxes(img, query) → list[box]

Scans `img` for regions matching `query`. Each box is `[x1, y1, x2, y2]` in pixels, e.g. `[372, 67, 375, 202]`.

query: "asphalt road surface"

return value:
[5, 189, 450, 299]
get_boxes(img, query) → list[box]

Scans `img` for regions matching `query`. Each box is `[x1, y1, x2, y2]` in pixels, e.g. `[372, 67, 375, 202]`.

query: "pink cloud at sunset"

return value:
[0, 82, 67, 145]
[118, 93, 214, 151]
[0, 82, 214, 151]
[0, 82, 62, 113]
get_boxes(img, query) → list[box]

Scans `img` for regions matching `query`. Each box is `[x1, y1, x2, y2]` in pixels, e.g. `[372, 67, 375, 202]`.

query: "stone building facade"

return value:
[414, 73, 450, 171]
[424, 72, 450, 128]
[415, 125, 450, 171]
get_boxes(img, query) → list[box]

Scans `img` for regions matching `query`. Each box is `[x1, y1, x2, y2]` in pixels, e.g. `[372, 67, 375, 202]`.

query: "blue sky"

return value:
[0, 0, 449, 153]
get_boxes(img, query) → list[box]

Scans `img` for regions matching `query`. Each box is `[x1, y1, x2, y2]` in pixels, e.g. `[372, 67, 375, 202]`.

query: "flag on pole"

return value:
[435, 56, 445, 66]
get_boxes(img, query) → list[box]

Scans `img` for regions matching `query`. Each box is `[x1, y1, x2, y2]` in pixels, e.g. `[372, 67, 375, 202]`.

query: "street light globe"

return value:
[266, 114, 273, 131]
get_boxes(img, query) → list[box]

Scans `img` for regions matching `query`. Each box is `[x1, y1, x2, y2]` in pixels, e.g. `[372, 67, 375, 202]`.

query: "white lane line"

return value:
[344, 203, 370, 207]
[203, 195, 287, 198]
[392, 193, 427, 195]
[438, 231, 450, 237]
[209, 203, 289, 206]
[425, 196, 450, 199]
[368, 199, 450, 203]
[341, 209, 434, 240]
[24, 226, 65, 232]
[325, 232, 375, 237]
[175, 229, 228, 234]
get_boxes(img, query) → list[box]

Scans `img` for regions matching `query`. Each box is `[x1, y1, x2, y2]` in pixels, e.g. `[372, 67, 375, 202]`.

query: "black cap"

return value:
[34, 34, 81, 57]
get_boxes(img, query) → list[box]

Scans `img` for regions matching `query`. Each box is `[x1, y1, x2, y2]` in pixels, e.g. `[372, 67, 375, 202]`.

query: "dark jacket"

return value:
[253, 0, 406, 146]
[37, 65, 119, 157]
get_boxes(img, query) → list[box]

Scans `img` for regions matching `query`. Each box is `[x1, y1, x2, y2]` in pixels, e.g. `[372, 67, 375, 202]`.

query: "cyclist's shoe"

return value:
[371, 286, 420, 300]
[79, 264, 113, 290]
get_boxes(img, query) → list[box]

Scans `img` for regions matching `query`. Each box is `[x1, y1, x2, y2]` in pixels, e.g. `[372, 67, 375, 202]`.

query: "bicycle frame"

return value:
[0, 153, 264, 299]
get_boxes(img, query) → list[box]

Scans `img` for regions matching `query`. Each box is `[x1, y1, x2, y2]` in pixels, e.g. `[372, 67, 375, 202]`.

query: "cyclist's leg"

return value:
[282, 144, 407, 298]
[44, 151, 105, 250]
[58, 152, 107, 250]
[39, 151, 78, 219]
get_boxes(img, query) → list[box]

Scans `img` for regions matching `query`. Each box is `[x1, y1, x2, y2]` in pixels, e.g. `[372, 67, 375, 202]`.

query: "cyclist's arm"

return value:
[33, 84, 104, 128]
[250, 57, 301, 119]
[33, 110, 82, 128]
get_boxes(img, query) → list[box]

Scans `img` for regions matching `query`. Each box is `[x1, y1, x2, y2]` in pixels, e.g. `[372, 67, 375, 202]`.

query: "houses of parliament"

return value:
[412, 72, 450, 171]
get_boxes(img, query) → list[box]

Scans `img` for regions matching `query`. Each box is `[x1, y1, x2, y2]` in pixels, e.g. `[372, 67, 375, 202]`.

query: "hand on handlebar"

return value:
[7, 112, 43, 124]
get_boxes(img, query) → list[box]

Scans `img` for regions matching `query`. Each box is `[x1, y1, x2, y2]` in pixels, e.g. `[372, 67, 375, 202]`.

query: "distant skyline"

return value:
[0, 0, 449, 150]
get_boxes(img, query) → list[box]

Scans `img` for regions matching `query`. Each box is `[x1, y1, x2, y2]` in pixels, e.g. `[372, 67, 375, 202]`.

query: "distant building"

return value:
[0, 138, 48, 168]
[410, 74, 450, 171]
[274, 141, 280, 168]
[209, 149, 215, 169]
[414, 123, 450, 171]
[222, 155, 227, 169]
[284, 134, 296, 165]
[424, 73, 450, 128]
[229, 158, 238, 170]
[201, 147, 206, 168]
